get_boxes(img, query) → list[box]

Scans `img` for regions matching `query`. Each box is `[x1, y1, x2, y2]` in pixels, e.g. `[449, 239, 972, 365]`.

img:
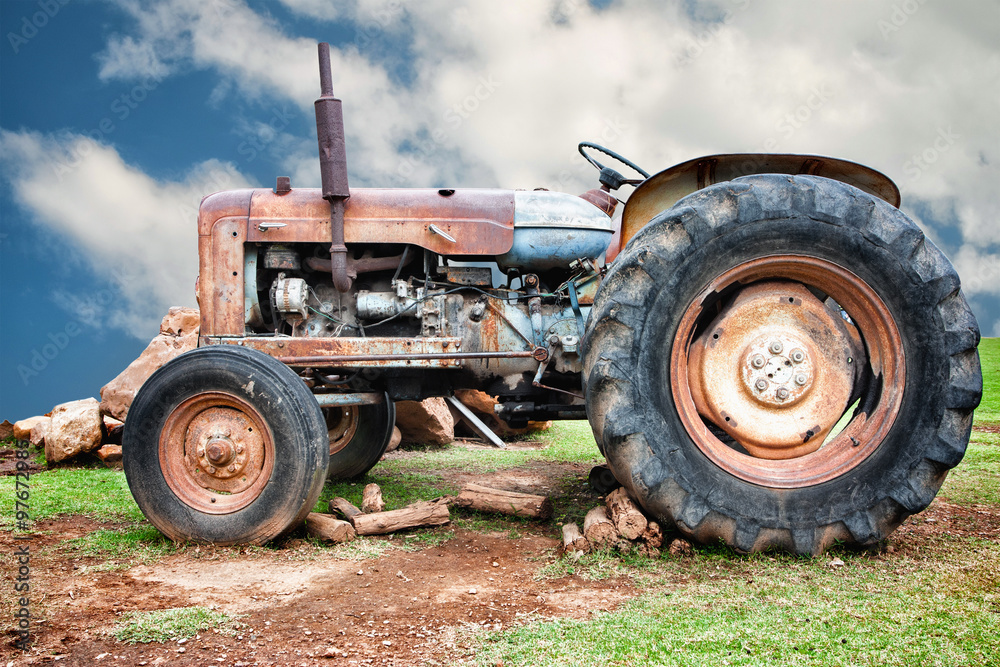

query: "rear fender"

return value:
[615, 154, 901, 258]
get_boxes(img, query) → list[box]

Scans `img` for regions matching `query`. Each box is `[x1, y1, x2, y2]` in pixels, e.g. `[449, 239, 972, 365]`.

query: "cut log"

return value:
[605, 487, 647, 541]
[329, 497, 363, 523]
[452, 483, 553, 519]
[361, 483, 385, 513]
[641, 520, 664, 548]
[561, 522, 590, 554]
[352, 500, 450, 536]
[305, 513, 356, 543]
[583, 506, 618, 549]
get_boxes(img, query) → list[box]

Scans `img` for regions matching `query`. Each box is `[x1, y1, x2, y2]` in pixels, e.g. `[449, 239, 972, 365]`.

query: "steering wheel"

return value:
[578, 142, 650, 191]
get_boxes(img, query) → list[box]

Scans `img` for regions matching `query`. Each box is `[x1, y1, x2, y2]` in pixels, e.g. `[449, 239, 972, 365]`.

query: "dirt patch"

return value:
[0, 447, 45, 476]
[6, 452, 998, 666]
[3, 523, 635, 666]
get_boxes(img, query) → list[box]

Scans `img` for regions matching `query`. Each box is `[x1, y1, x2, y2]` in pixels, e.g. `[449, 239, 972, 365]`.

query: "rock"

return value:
[668, 538, 694, 557]
[159, 306, 200, 337]
[103, 415, 125, 445]
[453, 389, 552, 437]
[95, 444, 123, 464]
[46, 398, 103, 463]
[394, 398, 454, 446]
[383, 426, 402, 453]
[13, 416, 48, 442]
[100, 309, 200, 422]
[29, 419, 50, 448]
[0, 420, 13, 441]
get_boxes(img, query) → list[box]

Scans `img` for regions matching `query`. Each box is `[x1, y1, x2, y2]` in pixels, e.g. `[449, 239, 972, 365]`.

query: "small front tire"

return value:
[124, 345, 329, 545]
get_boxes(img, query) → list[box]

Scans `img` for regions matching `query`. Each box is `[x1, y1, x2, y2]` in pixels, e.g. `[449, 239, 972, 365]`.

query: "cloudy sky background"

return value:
[1, 0, 998, 420]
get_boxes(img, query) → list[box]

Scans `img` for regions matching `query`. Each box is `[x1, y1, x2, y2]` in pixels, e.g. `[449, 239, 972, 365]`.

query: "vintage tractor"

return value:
[123, 44, 982, 553]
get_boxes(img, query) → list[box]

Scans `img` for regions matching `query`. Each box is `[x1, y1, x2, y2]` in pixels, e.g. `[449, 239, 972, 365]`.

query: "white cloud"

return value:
[0, 129, 251, 339]
[55, 0, 1000, 326]
[97, 35, 171, 82]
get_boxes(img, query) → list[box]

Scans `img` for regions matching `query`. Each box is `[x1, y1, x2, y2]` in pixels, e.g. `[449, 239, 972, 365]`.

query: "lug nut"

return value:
[755, 379, 768, 392]
[236, 445, 244, 454]
[775, 387, 790, 400]
[750, 354, 765, 369]
[794, 373, 808, 386]
[207, 465, 216, 474]
[197, 447, 205, 457]
[790, 349, 805, 363]
[228, 465, 236, 473]
[769, 340, 783, 355]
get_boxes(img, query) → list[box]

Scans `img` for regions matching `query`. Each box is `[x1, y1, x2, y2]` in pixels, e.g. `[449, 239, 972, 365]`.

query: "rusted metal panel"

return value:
[247, 188, 515, 255]
[620, 154, 901, 247]
[202, 336, 537, 368]
[203, 218, 248, 336]
[197, 190, 253, 337]
[197, 189, 254, 237]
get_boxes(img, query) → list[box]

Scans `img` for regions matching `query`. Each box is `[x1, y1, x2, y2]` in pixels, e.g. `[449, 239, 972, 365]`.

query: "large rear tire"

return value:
[584, 174, 981, 555]
[124, 345, 329, 545]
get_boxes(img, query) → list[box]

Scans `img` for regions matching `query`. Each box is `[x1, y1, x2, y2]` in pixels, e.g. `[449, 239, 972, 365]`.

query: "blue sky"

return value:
[1, 0, 998, 421]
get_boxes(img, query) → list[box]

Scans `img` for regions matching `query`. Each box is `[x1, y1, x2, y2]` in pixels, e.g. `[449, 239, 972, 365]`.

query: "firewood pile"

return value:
[305, 482, 552, 544]
[560, 487, 693, 558]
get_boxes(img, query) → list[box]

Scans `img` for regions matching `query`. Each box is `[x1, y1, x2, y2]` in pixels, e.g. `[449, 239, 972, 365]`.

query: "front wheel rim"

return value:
[670, 254, 905, 489]
[160, 392, 275, 514]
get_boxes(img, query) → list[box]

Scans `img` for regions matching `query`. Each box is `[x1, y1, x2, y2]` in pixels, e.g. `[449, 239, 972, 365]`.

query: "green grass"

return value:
[112, 607, 239, 643]
[939, 441, 1000, 505]
[62, 524, 179, 568]
[474, 544, 1000, 666]
[975, 337, 999, 426]
[0, 467, 143, 530]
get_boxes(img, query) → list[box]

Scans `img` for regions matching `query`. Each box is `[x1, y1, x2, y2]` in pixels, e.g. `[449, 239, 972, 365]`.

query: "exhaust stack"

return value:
[314, 42, 352, 292]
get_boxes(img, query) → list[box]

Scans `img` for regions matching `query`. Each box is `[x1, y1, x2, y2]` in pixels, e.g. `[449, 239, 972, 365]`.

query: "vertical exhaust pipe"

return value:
[315, 42, 352, 292]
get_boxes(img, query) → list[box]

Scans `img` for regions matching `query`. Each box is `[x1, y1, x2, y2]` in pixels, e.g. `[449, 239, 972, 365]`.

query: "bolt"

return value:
[197, 447, 205, 457]
[776, 387, 790, 400]
[794, 373, 808, 386]
[751, 354, 765, 369]
[769, 340, 783, 355]
[236, 445, 244, 454]
[790, 349, 805, 363]
[549, 334, 560, 346]
[228, 465, 236, 473]
[755, 379, 768, 392]
[207, 466, 216, 474]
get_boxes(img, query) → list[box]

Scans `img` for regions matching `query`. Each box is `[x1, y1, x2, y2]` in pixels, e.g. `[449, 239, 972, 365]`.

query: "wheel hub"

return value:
[160, 395, 273, 514]
[741, 333, 814, 407]
[686, 280, 860, 460]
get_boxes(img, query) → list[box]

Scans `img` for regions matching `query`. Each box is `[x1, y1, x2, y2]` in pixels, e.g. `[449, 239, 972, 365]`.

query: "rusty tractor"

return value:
[124, 44, 982, 554]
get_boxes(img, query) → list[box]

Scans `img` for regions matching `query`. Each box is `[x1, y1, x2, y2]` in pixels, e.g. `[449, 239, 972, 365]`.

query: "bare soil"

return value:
[3, 444, 999, 666]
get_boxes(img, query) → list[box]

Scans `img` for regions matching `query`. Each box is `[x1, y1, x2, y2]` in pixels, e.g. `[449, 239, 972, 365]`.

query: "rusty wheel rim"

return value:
[326, 406, 360, 456]
[670, 255, 905, 488]
[159, 392, 274, 514]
